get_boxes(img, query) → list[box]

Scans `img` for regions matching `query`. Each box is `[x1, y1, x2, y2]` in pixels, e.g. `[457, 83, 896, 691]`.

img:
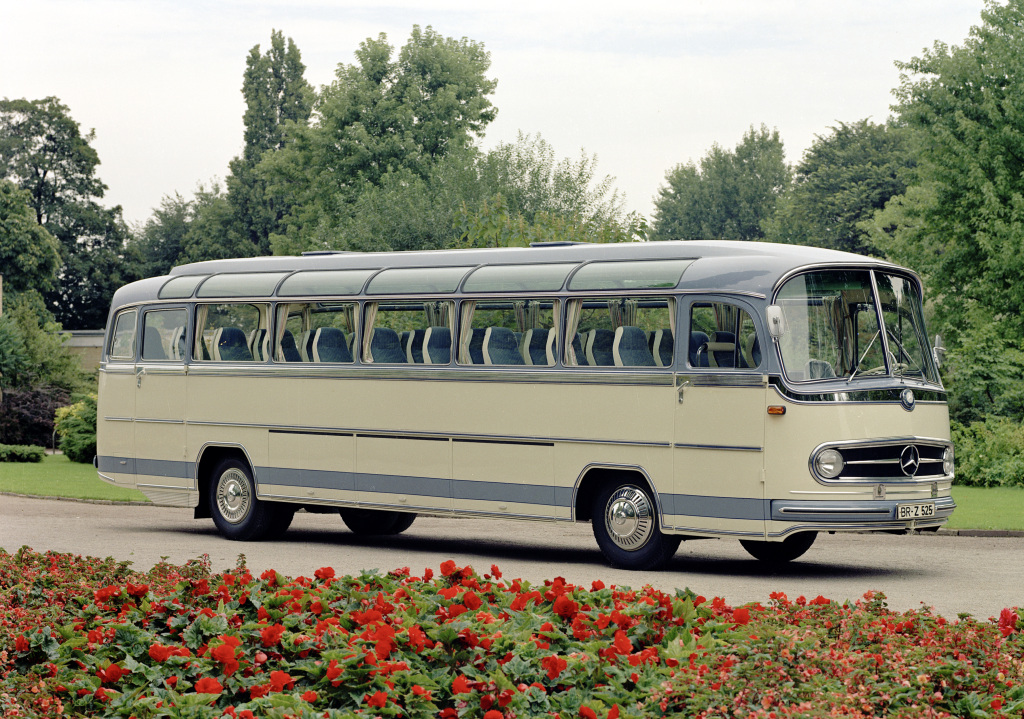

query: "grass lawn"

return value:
[947, 484, 1024, 531]
[2, 457, 1023, 530]
[0, 453, 148, 502]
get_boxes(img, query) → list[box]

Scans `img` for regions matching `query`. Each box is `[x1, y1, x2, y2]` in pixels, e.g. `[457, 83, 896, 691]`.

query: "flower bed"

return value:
[1, 546, 1022, 718]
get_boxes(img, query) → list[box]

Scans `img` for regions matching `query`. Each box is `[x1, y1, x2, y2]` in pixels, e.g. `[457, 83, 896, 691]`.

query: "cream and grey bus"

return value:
[95, 240, 954, 570]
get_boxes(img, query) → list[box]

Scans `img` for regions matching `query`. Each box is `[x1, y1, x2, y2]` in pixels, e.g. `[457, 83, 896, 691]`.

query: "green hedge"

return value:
[951, 416, 1024, 487]
[0, 444, 46, 463]
[53, 393, 97, 464]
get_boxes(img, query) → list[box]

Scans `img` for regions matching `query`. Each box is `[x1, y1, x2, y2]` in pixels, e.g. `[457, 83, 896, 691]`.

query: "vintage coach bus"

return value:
[95, 240, 954, 570]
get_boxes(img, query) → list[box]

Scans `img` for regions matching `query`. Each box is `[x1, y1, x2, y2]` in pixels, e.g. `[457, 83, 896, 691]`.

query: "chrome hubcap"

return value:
[216, 469, 251, 524]
[604, 487, 654, 550]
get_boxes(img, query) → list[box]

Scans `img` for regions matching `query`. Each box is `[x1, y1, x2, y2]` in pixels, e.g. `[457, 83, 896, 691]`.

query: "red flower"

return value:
[541, 654, 567, 680]
[249, 683, 270, 699]
[365, 690, 387, 708]
[302, 690, 318, 702]
[195, 677, 223, 694]
[580, 708, 598, 719]
[452, 674, 472, 694]
[211, 641, 239, 675]
[97, 663, 126, 683]
[126, 582, 149, 598]
[269, 670, 295, 692]
[149, 643, 174, 662]
[999, 608, 1019, 637]
[484, 711, 503, 719]
[94, 585, 120, 603]
[553, 594, 579, 619]
[14, 635, 29, 652]
[613, 630, 632, 655]
[314, 566, 335, 580]
[733, 607, 751, 625]
[440, 559, 459, 576]
[607, 705, 620, 719]
[325, 659, 343, 685]
[490, 564, 502, 579]
[260, 623, 286, 647]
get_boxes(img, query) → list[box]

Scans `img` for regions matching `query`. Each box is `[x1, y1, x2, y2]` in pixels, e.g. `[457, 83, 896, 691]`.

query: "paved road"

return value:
[2, 494, 1020, 620]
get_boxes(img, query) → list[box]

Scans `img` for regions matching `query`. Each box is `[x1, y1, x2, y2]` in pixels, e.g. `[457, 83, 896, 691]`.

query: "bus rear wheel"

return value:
[740, 532, 817, 564]
[339, 508, 417, 536]
[592, 481, 680, 570]
[209, 457, 289, 541]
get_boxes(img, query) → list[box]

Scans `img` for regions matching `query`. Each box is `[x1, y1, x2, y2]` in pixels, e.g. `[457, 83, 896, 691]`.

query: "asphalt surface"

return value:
[1, 494, 1021, 620]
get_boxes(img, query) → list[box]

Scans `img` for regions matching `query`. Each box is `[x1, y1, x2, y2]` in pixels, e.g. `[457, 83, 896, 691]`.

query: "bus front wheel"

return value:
[339, 508, 416, 536]
[209, 458, 288, 541]
[740, 532, 817, 564]
[592, 482, 680, 570]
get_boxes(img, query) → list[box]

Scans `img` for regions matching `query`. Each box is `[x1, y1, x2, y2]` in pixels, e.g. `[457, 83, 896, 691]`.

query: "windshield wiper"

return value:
[848, 330, 880, 383]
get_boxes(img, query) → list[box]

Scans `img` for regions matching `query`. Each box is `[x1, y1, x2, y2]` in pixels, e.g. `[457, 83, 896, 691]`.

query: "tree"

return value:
[764, 120, 915, 256]
[0, 179, 61, 292]
[132, 192, 192, 277]
[0, 97, 139, 328]
[650, 125, 790, 242]
[881, 0, 1024, 340]
[325, 133, 644, 254]
[262, 25, 498, 252]
[227, 30, 313, 255]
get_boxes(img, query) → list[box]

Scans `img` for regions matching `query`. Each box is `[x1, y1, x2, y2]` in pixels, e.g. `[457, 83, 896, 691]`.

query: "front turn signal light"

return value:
[767, 406, 786, 415]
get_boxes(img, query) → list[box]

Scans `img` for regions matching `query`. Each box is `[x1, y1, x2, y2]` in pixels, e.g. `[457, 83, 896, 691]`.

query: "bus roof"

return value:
[110, 240, 905, 312]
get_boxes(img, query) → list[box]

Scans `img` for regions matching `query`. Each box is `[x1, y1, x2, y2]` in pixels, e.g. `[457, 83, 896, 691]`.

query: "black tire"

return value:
[591, 481, 680, 570]
[209, 457, 286, 541]
[339, 508, 417, 536]
[740, 532, 817, 564]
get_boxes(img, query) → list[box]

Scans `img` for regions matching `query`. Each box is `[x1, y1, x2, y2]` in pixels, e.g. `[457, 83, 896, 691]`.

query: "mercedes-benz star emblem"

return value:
[900, 445, 921, 477]
[900, 388, 916, 411]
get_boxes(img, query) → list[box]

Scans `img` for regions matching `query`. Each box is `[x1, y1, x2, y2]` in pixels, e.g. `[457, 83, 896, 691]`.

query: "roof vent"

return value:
[301, 250, 354, 256]
[528, 241, 592, 248]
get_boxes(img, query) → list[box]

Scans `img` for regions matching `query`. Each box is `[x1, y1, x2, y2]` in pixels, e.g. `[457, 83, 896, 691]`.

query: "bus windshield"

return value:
[775, 270, 939, 384]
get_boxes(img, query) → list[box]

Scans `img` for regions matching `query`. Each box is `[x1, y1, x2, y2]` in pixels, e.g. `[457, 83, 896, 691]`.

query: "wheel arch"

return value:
[193, 443, 257, 519]
[572, 463, 664, 523]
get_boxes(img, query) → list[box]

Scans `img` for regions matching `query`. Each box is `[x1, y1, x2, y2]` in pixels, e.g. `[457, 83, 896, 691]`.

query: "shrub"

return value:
[54, 393, 97, 464]
[0, 444, 45, 462]
[951, 416, 1024, 487]
[0, 385, 69, 447]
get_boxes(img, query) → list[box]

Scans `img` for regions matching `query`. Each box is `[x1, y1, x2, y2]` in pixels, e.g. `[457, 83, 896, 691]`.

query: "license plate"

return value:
[897, 503, 935, 520]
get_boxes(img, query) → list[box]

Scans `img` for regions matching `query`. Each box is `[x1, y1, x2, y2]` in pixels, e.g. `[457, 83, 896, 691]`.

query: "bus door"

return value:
[97, 308, 139, 484]
[134, 307, 191, 500]
[671, 298, 768, 539]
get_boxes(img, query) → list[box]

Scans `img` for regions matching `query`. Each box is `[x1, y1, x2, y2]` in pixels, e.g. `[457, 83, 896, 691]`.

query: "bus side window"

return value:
[688, 302, 760, 370]
[457, 299, 558, 366]
[108, 309, 137, 360]
[142, 309, 187, 362]
[564, 297, 674, 368]
[275, 302, 357, 363]
[363, 301, 453, 364]
[195, 303, 266, 362]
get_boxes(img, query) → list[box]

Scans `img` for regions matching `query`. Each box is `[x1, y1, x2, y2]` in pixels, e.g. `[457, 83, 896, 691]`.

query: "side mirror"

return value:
[766, 305, 787, 338]
[932, 334, 946, 368]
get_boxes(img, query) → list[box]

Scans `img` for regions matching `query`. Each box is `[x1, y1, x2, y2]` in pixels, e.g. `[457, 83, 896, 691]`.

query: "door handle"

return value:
[676, 379, 690, 404]
[136, 367, 146, 388]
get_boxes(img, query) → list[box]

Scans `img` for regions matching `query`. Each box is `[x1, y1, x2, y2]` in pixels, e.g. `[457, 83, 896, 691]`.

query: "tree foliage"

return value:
[0, 179, 61, 292]
[262, 25, 498, 252]
[650, 125, 790, 242]
[0, 97, 139, 329]
[227, 30, 313, 255]
[764, 120, 914, 256]
[882, 0, 1024, 341]
[870, 0, 1024, 431]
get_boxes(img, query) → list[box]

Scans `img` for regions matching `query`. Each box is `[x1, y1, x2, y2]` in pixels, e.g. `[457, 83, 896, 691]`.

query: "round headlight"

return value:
[943, 446, 954, 475]
[815, 448, 845, 479]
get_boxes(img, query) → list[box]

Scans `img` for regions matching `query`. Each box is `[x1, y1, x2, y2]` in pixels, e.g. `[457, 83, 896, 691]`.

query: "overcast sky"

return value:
[2, 0, 988, 228]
